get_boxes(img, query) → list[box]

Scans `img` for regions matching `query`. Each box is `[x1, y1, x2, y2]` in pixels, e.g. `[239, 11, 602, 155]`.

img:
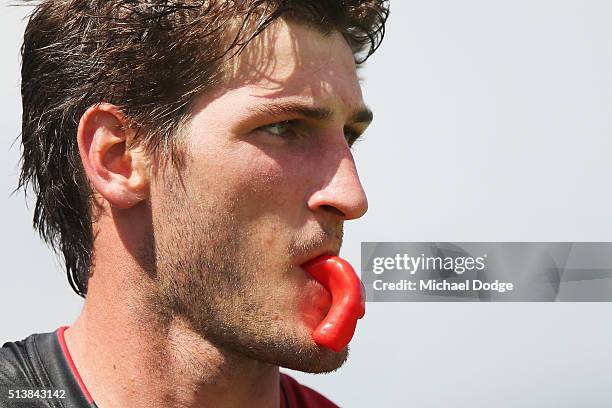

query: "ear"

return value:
[77, 103, 150, 209]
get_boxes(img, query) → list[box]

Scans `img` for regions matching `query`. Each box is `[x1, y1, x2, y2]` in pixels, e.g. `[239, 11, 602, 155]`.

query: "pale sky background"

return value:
[3, 1, 612, 407]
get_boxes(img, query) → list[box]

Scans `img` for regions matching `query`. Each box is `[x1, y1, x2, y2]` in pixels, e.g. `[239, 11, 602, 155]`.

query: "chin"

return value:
[280, 346, 350, 374]
[267, 332, 350, 374]
[227, 324, 350, 373]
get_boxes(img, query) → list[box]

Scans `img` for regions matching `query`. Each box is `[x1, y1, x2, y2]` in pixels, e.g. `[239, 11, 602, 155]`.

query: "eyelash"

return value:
[258, 120, 364, 147]
[344, 128, 363, 147]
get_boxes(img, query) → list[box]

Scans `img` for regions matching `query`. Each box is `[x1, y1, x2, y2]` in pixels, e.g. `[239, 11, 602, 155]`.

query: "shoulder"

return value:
[0, 335, 37, 388]
[0, 334, 53, 408]
[280, 373, 339, 408]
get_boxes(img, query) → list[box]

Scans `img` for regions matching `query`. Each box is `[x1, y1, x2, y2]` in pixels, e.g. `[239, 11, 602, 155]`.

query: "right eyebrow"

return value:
[250, 101, 333, 121]
[250, 101, 373, 126]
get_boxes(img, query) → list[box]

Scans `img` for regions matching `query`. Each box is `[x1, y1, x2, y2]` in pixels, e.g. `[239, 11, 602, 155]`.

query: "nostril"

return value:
[320, 205, 345, 218]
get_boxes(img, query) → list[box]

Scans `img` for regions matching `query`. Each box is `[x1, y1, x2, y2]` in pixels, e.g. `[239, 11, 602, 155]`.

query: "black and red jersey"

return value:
[0, 327, 338, 408]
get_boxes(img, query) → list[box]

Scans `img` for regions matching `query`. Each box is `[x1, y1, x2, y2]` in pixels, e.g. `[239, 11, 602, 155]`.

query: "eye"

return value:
[258, 120, 296, 138]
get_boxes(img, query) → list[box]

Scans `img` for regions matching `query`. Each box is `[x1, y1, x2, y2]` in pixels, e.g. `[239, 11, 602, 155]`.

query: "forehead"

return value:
[208, 18, 364, 120]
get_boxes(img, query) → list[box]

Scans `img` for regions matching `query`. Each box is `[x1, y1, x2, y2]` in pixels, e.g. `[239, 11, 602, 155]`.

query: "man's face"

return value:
[147, 19, 370, 373]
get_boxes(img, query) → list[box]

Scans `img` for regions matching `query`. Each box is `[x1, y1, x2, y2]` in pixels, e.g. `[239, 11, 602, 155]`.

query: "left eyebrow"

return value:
[251, 101, 373, 125]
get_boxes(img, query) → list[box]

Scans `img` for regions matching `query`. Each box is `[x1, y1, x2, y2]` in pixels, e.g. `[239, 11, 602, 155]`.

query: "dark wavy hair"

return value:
[18, 0, 390, 297]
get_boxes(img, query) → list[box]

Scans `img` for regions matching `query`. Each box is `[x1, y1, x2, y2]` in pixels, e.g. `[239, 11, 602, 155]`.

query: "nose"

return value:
[307, 143, 369, 221]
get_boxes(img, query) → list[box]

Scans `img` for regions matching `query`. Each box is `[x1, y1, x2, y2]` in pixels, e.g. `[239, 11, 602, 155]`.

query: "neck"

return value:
[64, 229, 281, 408]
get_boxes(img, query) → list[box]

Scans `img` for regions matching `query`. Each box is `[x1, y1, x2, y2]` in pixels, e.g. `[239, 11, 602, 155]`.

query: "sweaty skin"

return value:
[302, 256, 366, 352]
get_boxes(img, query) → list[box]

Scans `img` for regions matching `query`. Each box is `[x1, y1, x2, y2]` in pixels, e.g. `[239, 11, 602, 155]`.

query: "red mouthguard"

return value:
[301, 255, 366, 352]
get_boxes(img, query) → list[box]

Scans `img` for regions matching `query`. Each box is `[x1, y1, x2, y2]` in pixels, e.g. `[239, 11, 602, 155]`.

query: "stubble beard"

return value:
[143, 180, 348, 374]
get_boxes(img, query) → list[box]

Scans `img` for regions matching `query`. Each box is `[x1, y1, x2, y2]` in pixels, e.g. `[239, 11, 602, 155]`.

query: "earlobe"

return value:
[77, 103, 150, 209]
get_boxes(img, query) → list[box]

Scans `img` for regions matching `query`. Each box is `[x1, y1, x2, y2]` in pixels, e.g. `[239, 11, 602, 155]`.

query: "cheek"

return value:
[230, 149, 311, 217]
